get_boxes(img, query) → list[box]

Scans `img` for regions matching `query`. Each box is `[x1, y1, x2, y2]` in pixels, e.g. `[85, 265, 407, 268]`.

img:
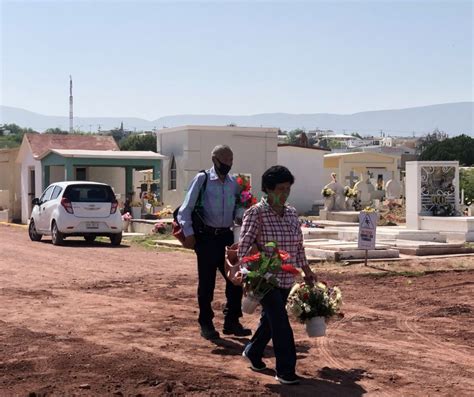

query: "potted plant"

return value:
[121, 212, 132, 232]
[343, 186, 358, 210]
[150, 199, 163, 214]
[321, 187, 335, 211]
[130, 201, 142, 219]
[153, 222, 168, 234]
[155, 205, 173, 219]
[286, 281, 343, 337]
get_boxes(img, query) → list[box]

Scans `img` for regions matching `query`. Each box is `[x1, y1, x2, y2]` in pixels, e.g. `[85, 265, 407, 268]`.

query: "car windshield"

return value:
[63, 184, 115, 203]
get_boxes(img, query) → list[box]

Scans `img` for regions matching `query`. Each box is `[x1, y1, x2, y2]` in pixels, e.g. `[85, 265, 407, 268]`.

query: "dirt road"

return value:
[0, 223, 473, 396]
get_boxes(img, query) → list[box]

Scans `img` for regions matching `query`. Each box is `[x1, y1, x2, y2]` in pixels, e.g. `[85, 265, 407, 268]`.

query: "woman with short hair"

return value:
[238, 165, 316, 385]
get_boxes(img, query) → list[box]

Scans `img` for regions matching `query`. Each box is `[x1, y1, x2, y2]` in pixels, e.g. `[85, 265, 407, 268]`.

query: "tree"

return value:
[285, 128, 306, 144]
[416, 128, 449, 155]
[108, 128, 129, 144]
[419, 134, 473, 166]
[44, 128, 68, 134]
[119, 134, 157, 152]
[0, 123, 35, 147]
[460, 168, 474, 205]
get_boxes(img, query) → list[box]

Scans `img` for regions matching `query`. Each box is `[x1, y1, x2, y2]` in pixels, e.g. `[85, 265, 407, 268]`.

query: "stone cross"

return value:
[139, 171, 160, 194]
[345, 171, 358, 188]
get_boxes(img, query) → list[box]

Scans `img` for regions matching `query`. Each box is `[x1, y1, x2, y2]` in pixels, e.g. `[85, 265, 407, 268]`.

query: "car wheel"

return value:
[110, 232, 122, 246]
[28, 219, 42, 242]
[84, 235, 96, 243]
[51, 221, 64, 246]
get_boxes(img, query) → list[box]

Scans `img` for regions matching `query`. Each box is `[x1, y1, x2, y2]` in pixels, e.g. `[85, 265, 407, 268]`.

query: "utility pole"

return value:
[69, 75, 73, 134]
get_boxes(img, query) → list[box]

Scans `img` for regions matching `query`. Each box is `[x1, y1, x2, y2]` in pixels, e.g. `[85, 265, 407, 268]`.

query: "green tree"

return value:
[108, 128, 129, 144]
[119, 134, 157, 152]
[44, 128, 68, 134]
[419, 134, 474, 166]
[285, 128, 306, 144]
[460, 168, 474, 205]
[0, 123, 35, 148]
[416, 128, 449, 155]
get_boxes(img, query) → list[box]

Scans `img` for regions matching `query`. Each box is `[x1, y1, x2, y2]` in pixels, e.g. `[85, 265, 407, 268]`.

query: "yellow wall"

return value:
[0, 148, 21, 220]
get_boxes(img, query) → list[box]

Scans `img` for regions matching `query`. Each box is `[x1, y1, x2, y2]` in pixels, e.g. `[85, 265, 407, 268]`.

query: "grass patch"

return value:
[126, 235, 159, 250]
[365, 268, 426, 278]
[125, 233, 188, 253]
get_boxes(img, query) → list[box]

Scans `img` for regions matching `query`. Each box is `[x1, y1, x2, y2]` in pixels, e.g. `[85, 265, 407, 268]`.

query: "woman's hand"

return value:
[301, 265, 317, 286]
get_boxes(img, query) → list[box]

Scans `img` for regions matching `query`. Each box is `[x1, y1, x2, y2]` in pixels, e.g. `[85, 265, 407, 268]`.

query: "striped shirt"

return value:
[237, 198, 308, 289]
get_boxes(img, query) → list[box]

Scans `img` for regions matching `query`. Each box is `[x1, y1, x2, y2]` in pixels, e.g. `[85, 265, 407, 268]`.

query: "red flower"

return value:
[237, 177, 243, 186]
[251, 197, 257, 205]
[281, 264, 299, 275]
[277, 249, 290, 262]
[242, 252, 261, 263]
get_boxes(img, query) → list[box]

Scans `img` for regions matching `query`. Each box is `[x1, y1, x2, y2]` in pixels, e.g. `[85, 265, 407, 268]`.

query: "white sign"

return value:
[358, 212, 377, 250]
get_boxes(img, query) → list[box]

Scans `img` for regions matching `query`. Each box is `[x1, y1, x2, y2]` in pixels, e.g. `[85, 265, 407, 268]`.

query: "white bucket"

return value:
[305, 316, 326, 337]
[242, 294, 260, 314]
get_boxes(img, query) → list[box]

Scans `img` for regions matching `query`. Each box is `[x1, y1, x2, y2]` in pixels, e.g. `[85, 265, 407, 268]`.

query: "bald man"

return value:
[178, 145, 251, 340]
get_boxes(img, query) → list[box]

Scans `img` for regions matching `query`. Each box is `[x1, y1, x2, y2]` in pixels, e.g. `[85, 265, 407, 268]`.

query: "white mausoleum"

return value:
[157, 125, 278, 210]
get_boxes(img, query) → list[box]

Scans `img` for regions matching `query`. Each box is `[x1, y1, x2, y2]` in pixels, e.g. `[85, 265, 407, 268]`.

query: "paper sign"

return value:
[358, 212, 377, 250]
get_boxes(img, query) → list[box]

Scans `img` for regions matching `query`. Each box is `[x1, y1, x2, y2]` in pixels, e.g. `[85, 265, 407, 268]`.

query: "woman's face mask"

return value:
[267, 182, 292, 206]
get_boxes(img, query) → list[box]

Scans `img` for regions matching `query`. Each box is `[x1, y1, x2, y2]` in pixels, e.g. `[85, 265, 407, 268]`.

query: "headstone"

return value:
[406, 161, 460, 229]
[344, 171, 358, 188]
[386, 178, 402, 199]
[323, 173, 346, 210]
[354, 174, 375, 207]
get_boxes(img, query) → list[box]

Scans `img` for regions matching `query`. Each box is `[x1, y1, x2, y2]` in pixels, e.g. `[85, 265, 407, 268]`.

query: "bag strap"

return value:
[195, 170, 208, 208]
[255, 204, 263, 250]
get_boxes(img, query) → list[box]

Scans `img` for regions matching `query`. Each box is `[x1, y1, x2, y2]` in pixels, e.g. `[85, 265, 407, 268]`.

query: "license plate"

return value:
[86, 222, 99, 229]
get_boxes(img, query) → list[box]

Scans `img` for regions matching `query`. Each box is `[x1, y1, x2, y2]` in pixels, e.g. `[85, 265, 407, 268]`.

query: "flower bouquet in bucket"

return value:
[234, 174, 258, 225]
[121, 212, 132, 232]
[240, 242, 300, 314]
[286, 281, 343, 337]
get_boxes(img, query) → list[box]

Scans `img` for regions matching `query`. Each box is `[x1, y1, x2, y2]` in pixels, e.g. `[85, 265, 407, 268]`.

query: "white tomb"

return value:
[406, 161, 474, 241]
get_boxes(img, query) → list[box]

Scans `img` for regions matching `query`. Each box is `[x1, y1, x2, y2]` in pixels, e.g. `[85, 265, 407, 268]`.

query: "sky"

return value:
[1, 0, 473, 119]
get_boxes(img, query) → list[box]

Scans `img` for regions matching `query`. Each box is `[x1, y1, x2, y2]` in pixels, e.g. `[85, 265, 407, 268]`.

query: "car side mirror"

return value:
[32, 198, 40, 207]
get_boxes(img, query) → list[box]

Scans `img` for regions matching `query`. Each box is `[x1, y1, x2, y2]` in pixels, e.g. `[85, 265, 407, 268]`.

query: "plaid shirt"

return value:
[237, 198, 308, 289]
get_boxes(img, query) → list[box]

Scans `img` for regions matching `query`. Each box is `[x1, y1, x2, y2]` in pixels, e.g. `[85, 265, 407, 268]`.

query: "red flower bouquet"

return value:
[236, 174, 257, 209]
[240, 242, 300, 299]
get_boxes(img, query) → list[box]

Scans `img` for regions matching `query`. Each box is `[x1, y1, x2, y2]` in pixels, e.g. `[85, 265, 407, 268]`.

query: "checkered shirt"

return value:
[237, 199, 308, 289]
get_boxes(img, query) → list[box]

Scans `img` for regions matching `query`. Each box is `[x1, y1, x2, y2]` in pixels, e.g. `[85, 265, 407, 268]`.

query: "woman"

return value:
[237, 165, 316, 385]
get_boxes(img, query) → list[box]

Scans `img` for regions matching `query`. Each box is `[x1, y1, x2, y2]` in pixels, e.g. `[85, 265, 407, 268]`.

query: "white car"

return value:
[28, 181, 123, 246]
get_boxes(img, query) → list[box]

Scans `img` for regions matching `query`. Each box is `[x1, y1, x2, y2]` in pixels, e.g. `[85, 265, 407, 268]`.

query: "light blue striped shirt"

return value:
[177, 166, 240, 237]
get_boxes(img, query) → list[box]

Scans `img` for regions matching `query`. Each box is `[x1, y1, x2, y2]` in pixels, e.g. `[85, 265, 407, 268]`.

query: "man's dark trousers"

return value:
[195, 230, 243, 328]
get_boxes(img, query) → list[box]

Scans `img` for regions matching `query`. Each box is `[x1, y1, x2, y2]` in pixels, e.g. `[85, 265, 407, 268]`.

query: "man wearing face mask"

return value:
[178, 145, 251, 340]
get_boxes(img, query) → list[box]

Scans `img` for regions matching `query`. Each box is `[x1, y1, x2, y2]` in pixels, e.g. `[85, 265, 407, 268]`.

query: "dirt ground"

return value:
[0, 223, 473, 397]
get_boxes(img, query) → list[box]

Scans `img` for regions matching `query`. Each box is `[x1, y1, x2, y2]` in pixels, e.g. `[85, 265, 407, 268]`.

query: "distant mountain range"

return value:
[1, 102, 472, 136]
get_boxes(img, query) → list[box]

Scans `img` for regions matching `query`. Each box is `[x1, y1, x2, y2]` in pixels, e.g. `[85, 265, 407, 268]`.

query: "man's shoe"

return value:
[242, 350, 267, 371]
[275, 374, 300, 385]
[223, 323, 252, 336]
[200, 324, 220, 340]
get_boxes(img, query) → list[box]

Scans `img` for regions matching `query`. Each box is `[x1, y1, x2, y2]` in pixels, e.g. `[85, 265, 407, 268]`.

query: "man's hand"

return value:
[183, 235, 196, 249]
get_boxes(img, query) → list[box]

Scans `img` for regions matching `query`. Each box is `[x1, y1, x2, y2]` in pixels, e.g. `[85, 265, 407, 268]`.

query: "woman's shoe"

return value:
[242, 350, 267, 371]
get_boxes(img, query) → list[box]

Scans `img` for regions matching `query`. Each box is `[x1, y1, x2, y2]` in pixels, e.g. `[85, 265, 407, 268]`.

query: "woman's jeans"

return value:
[244, 288, 296, 377]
